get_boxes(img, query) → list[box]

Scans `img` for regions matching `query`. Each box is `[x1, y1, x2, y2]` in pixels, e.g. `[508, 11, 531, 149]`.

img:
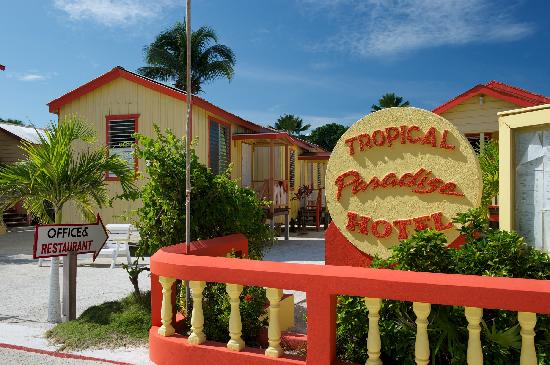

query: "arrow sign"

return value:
[33, 214, 108, 261]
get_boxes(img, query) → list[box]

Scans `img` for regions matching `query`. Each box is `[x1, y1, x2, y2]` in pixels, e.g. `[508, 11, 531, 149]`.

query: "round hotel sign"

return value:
[325, 107, 482, 258]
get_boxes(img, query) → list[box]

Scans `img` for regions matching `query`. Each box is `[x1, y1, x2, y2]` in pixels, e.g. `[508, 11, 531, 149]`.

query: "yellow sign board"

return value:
[326, 107, 482, 258]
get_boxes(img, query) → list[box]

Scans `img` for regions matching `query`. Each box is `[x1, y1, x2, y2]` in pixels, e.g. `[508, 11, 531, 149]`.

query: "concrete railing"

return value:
[149, 237, 550, 365]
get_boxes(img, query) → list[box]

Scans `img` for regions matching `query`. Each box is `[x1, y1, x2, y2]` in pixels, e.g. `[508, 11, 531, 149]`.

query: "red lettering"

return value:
[41, 244, 47, 255]
[335, 170, 361, 200]
[346, 212, 370, 235]
[47, 243, 52, 254]
[372, 130, 385, 146]
[381, 172, 398, 187]
[431, 212, 453, 231]
[413, 215, 431, 230]
[385, 127, 400, 147]
[439, 182, 465, 196]
[414, 177, 444, 194]
[422, 127, 437, 147]
[393, 219, 413, 240]
[440, 130, 455, 150]
[345, 137, 358, 155]
[400, 125, 408, 144]
[407, 125, 422, 143]
[358, 133, 371, 151]
[371, 220, 392, 238]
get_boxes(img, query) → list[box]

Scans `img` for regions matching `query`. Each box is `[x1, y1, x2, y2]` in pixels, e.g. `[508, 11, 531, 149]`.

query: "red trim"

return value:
[47, 67, 267, 133]
[298, 152, 331, 161]
[433, 81, 550, 115]
[232, 132, 325, 152]
[0, 343, 131, 364]
[105, 114, 139, 181]
[208, 118, 232, 171]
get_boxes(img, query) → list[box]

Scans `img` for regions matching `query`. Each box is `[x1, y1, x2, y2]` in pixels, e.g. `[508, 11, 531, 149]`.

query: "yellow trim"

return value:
[498, 104, 550, 231]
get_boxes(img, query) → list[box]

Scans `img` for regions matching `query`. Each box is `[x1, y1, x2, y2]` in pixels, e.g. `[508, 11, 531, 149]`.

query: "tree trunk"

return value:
[47, 208, 62, 323]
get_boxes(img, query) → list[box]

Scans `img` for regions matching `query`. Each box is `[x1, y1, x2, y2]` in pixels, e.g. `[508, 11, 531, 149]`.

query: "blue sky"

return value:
[1, 0, 550, 129]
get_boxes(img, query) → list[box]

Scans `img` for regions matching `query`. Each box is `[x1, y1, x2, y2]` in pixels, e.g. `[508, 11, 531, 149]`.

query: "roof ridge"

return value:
[485, 80, 550, 103]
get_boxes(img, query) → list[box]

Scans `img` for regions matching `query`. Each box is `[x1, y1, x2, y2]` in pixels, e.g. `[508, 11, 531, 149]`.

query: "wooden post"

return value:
[62, 252, 77, 321]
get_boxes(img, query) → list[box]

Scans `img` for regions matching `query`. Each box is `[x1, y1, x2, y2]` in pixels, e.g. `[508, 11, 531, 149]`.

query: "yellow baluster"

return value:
[413, 302, 431, 365]
[188, 281, 206, 345]
[465, 307, 483, 365]
[364, 297, 383, 365]
[226, 283, 245, 351]
[518, 312, 537, 365]
[157, 276, 176, 337]
[265, 288, 283, 358]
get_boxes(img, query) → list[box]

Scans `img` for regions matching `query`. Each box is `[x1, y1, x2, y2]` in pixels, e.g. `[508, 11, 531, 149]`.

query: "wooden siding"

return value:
[440, 95, 518, 135]
[0, 131, 25, 163]
[58, 77, 246, 223]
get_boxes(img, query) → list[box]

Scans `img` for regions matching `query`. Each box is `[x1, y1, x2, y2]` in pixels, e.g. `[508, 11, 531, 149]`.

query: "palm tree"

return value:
[371, 93, 410, 112]
[0, 117, 136, 322]
[270, 114, 311, 136]
[138, 22, 236, 94]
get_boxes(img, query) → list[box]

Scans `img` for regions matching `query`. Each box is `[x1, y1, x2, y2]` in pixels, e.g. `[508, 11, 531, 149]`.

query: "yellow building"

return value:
[47, 67, 327, 224]
[433, 81, 550, 149]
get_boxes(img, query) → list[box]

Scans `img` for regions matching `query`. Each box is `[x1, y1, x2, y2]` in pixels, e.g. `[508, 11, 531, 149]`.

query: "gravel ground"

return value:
[0, 226, 150, 327]
[0, 226, 326, 361]
[0, 346, 130, 365]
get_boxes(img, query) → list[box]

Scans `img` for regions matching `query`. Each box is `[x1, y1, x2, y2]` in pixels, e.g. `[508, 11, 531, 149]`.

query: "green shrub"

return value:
[337, 210, 550, 364]
[134, 127, 274, 343]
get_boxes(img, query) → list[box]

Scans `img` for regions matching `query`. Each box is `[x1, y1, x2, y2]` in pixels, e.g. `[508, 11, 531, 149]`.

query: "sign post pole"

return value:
[34, 214, 108, 322]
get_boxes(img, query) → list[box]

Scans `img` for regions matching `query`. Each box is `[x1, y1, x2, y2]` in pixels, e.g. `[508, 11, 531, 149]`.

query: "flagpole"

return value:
[185, 0, 192, 316]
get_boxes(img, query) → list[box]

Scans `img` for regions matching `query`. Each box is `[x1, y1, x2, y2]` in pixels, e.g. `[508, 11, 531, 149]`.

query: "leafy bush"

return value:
[337, 210, 550, 364]
[134, 126, 273, 258]
[478, 140, 499, 210]
[134, 127, 274, 344]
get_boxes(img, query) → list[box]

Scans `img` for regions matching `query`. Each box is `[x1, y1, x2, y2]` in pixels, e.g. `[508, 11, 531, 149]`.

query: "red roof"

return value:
[47, 66, 269, 133]
[232, 132, 325, 152]
[433, 81, 550, 115]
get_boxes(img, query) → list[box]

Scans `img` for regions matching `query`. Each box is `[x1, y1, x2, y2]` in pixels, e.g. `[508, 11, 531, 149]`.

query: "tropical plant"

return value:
[336, 211, 550, 364]
[134, 127, 274, 343]
[270, 114, 310, 136]
[138, 21, 236, 94]
[306, 123, 348, 151]
[478, 140, 499, 210]
[0, 117, 25, 126]
[134, 126, 274, 259]
[0, 117, 136, 322]
[371, 93, 410, 112]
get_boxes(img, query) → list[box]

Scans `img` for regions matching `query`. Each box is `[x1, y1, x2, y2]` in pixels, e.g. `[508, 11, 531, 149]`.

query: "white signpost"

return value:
[33, 214, 108, 321]
[33, 215, 108, 260]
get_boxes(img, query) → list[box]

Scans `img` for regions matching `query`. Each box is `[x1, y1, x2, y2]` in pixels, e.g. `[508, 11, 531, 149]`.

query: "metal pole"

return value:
[184, 0, 192, 316]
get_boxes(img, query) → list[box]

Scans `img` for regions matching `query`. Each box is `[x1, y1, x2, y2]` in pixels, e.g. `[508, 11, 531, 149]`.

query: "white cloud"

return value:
[19, 74, 47, 82]
[53, 0, 177, 26]
[303, 0, 533, 57]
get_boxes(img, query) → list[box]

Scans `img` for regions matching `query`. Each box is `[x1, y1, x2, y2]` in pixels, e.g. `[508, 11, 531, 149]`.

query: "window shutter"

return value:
[107, 119, 136, 178]
[289, 150, 295, 190]
[209, 120, 231, 175]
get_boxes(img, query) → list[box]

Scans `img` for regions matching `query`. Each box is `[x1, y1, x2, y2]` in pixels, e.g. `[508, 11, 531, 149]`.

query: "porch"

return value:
[232, 133, 330, 233]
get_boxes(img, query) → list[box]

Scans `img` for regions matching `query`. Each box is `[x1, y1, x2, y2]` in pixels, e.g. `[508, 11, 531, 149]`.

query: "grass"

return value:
[46, 291, 151, 350]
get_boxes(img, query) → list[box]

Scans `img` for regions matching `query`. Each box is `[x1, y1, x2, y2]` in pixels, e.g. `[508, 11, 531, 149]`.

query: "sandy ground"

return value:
[0, 226, 325, 363]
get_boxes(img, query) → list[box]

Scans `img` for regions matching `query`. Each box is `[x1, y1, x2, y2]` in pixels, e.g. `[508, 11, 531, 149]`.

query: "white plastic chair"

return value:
[97, 224, 133, 269]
